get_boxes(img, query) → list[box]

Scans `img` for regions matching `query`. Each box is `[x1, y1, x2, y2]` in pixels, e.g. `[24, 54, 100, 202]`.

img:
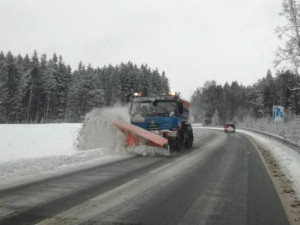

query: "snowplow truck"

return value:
[114, 92, 194, 152]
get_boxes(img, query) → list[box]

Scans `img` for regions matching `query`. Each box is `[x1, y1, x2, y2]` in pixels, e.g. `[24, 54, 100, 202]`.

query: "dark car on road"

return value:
[224, 123, 235, 132]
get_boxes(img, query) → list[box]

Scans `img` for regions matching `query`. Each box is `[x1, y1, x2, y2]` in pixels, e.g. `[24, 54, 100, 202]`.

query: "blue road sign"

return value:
[273, 106, 284, 122]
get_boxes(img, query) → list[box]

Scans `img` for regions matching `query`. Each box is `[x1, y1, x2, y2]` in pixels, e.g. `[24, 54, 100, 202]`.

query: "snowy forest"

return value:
[190, 70, 300, 125]
[0, 51, 169, 123]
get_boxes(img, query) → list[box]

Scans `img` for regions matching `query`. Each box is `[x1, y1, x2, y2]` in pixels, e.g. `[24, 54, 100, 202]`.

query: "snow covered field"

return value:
[0, 123, 131, 189]
[0, 124, 81, 163]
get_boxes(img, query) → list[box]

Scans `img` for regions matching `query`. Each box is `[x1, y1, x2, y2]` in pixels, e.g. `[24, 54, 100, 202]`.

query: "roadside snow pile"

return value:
[238, 116, 300, 146]
[0, 122, 131, 189]
[192, 125, 223, 130]
[239, 130, 300, 199]
[0, 123, 81, 163]
[0, 148, 131, 189]
[131, 146, 170, 156]
[76, 106, 129, 151]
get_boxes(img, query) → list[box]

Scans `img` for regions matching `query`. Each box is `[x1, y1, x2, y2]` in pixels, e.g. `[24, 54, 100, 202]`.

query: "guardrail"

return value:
[239, 128, 300, 154]
[191, 124, 300, 153]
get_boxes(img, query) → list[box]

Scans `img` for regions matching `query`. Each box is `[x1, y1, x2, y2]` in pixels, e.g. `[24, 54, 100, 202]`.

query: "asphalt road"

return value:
[0, 129, 290, 225]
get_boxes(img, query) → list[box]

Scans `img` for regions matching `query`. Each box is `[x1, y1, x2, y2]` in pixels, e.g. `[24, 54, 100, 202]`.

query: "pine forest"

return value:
[0, 51, 169, 123]
[190, 70, 300, 125]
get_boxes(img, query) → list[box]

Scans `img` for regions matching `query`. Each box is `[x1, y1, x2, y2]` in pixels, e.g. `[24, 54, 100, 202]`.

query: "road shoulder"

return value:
[245, 134, 300, 225]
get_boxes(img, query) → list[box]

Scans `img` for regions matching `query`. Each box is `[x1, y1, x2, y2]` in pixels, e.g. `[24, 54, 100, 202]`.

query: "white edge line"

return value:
[150, 163, 172, 174]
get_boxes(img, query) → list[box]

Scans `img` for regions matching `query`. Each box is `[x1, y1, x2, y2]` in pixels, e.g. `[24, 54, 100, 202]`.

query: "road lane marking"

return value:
[90, 179, 140, 202]
[150, 163, 172, 174]
[176, 155, 190, 161]
[35, 179, 140, 225]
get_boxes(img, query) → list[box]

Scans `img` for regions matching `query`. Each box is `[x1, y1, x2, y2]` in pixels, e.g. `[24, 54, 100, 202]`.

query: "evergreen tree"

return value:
[0, 51, 171, 123]
[0, 58, 8, 122]
[109, 68, 121, 105]
[27, 50, 43, 122]
[56, 55, 71, 120]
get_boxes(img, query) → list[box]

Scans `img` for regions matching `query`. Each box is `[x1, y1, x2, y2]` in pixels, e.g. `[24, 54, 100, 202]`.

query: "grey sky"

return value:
[0, 0, 283, 99]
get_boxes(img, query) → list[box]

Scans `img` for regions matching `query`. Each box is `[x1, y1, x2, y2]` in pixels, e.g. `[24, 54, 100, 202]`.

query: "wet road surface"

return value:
[0, 129, 289, 225]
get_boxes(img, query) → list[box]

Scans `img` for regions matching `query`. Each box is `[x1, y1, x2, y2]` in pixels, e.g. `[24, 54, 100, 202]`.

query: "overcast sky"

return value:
[0, 0, 284, 99]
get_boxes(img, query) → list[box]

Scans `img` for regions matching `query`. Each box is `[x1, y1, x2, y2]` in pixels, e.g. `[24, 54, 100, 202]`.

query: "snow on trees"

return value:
[0, 51, 170, 123]
[275, 0, 300, 70]
[275, 0, 300, 92]
[190, 70, 300, 125]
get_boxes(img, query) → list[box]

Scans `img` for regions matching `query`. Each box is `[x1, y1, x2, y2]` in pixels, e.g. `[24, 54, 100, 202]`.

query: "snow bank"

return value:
[0, 123, 81, 163]
[0, 119, 132, 189]
[0, 148, 131, 189]
[192, 125, 223, 131]
[129, 146, 170, 156]
[238, 117, 300, 146]
[239, 130, 300, 199]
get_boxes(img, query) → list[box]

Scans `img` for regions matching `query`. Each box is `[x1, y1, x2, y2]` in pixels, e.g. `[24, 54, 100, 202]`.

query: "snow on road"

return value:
[238, 129, 300, 199]
[2, 121, 300, 201]
[0, 123, 131, 189]
[193, 125, 300, 198]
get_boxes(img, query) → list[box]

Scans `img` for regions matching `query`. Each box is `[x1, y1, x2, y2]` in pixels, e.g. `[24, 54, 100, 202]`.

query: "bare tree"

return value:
[275, 0, 300, 71]
[275, 0, 300, 92]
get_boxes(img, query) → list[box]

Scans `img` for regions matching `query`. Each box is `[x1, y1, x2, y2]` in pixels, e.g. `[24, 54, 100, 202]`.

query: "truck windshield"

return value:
[131, 101, 176, 116]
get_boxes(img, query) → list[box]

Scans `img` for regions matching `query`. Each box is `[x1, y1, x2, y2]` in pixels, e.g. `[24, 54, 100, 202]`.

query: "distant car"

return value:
[224, 123, 235, 132]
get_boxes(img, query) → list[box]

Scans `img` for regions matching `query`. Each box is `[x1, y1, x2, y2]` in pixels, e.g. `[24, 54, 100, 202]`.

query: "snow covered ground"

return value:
[0, 106, 166, 190]
[1, 121, 300, 201]
[0, 123, 132, 190]
[238, 116, 300, 146]
[0, 124, 81, 163]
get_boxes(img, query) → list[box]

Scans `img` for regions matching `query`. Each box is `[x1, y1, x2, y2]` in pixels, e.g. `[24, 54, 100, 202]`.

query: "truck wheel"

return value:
[184, 124, 193, 149]
[184, 135, 193, 149]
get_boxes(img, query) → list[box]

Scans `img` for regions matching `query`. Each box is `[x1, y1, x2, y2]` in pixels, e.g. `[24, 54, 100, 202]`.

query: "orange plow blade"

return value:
[113, 119, 168, 148]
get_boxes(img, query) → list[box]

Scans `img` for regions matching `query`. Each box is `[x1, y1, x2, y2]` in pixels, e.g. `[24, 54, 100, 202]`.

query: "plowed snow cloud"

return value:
[77, 106, 129, 151]
[77, 105, 170, 156]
